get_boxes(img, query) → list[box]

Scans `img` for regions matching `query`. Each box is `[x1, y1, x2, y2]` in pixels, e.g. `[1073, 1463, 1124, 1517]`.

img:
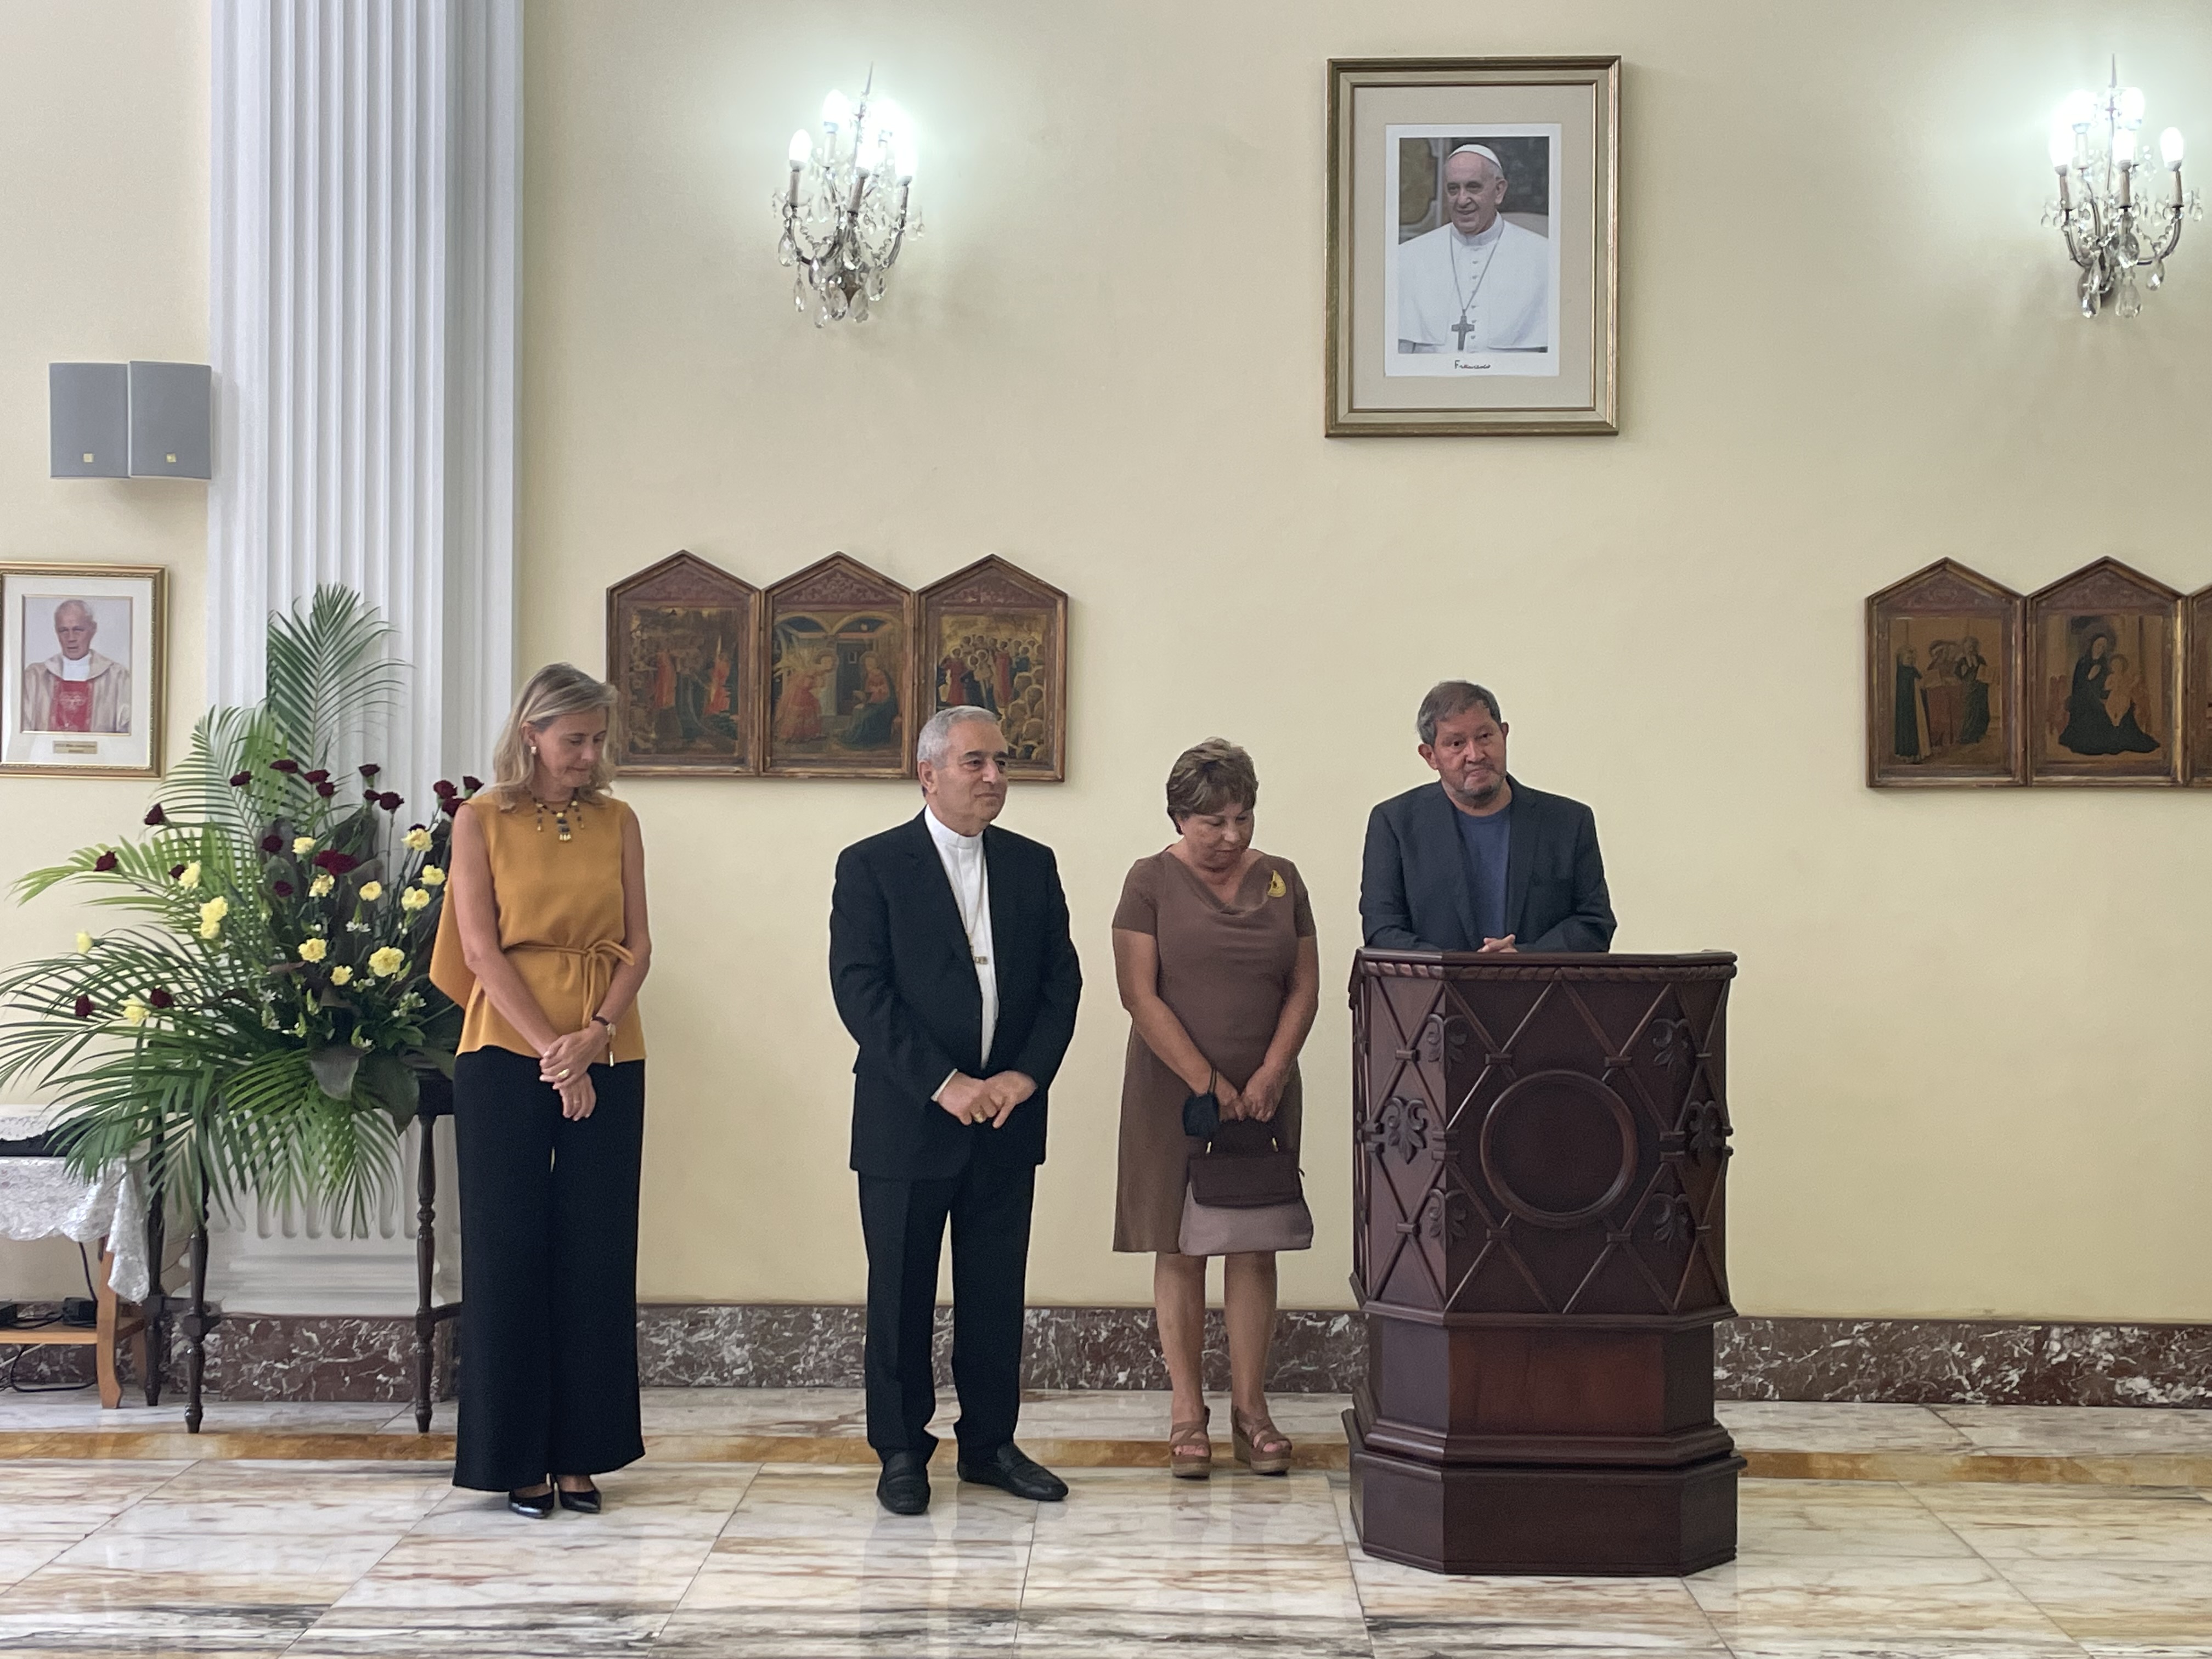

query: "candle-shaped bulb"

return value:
[2062, 89, 2097, 129]
[2119, 86, 2147, 128]
[822, 89, 851, 131]
[2115, 126, 2137, 166]
[788, 128, 813, 167]
[2161, 126, 2185, 168]
[2049, 121, 2075, 168]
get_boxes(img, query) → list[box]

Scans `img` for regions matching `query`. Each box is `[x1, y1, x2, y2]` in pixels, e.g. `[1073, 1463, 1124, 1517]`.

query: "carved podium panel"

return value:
[1347, 950, 1741, 1576]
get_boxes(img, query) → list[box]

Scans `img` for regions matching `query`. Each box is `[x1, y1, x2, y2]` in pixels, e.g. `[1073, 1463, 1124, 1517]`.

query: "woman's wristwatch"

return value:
[591, 1012, 616, 1051]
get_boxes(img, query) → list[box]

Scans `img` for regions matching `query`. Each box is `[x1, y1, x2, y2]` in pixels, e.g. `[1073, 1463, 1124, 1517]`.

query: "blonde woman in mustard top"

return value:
[430, 663, 652, 1517]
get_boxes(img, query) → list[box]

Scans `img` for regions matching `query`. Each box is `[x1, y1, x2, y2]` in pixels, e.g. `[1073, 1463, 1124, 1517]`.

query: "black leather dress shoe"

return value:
[556, 1482, 601, 1515]
[507, 1483, 555, 1519]
[877, 1451, 931, 1515]
[957, 1443, 1068, 1502]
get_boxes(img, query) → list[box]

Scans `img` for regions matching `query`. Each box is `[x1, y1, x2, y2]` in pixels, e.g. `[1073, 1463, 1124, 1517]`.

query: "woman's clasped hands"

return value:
[540, 1026, 607, 1120]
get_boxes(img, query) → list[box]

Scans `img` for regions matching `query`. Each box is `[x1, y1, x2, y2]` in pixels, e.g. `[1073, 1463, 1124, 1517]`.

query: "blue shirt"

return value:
[1453, 803, 1511, 944]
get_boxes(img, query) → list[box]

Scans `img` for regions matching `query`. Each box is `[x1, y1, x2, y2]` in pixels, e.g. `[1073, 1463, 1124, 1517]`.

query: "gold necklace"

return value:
[531, 794, 579, 842]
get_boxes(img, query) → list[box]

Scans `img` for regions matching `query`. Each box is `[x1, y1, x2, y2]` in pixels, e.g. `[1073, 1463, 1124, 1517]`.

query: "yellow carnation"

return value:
[198, 896, 229, 940]
[400, 886, 430, 912]
[178, 861, 201, 889]
[298, 936, 329, 963]
[122, 997, 149, 1027]
[358, 881, 384, 902]
[74, 931, 92, 955]
[403, 828, 433, 853]
[368, 946, 406, 979]
[419, 865, 445, 888]
[330, 966, 354, 986]
[310, 872, 335, 898]
[293, 837, 317, 856]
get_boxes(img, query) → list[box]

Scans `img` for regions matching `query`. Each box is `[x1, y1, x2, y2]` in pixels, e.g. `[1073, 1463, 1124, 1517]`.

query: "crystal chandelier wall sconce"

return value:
[2044, 64, 2198, 318]
[776, 75, 921, 326]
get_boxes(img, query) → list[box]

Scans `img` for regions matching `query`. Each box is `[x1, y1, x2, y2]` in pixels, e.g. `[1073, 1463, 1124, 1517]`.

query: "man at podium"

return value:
[1359, 680, 1615, 954]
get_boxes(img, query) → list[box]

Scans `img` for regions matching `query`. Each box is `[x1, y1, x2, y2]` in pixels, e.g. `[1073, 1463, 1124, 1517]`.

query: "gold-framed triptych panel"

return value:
[764, 555, 915, 779]
[1865, 560, 2023, 788]
[2188, 585, 2212, 787]
[2025, 558, 2182, 787]
[606, 552, 761, 776]
[917, 557, 1069, 782]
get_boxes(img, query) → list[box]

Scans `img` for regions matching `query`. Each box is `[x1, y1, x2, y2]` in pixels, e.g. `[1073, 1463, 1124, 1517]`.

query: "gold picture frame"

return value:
[916, 557, 1069, 782]
[2187, 583, 2212, 787]
[2025, 558, 2182, 787]
[605, 551, 762, 777]
[763, 554, 916, 780]
[1, 562, 167, 778]
[1327, 55, 1620, 437]
[1864, 560, 2024, 788]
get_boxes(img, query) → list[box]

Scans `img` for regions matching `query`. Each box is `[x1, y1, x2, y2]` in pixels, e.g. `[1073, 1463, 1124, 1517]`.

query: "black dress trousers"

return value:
[859, 1156, 1035, 1460]
[452, 1046, 646, 1492]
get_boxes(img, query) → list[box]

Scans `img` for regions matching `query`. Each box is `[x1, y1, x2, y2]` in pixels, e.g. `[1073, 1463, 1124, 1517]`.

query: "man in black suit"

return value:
[1361, 681, 1616, 953]
[829, 705, 1083, 1515]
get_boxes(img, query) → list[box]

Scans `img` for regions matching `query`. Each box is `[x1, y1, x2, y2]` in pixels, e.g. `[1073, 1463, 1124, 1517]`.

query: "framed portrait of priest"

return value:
[916, 556, 1068, 781]
[2024, 558, 2182, 787]
[1327, 56, 1619, 436]
[2185, 583, 2212, 786]
[1865, 560, 2024, 787]
[1, 562, 165, 778]
[605, 551, 761, 776]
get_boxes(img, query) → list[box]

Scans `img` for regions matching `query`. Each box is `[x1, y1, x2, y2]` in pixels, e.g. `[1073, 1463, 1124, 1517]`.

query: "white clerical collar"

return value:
[58, 654, 93, 682]
[924, 807, 983, 855]
[1451, 217, 1505, 250]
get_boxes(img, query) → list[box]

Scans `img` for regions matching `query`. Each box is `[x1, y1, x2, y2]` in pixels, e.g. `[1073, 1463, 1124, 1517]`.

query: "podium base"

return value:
[1347, 1410, 1743, 1577]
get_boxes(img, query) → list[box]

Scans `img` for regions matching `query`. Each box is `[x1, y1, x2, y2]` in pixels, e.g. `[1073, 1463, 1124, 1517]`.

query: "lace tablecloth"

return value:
[0, 1104, 154, 1304]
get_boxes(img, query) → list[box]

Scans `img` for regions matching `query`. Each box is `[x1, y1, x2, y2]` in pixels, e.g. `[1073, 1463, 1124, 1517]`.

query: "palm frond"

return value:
[265, 586, 402, 764]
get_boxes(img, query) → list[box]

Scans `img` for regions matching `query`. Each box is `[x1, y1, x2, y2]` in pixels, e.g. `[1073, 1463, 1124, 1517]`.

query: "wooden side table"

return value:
[2, 1238, 149, 1408]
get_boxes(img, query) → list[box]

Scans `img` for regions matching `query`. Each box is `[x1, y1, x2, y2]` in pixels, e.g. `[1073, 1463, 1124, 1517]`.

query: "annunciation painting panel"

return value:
[606, 552, 759, 776]
[1864, 560, 2022, 787]
[2187, 584, 2212, 786]
[916, 557, 1068, 781]
[2025, 558, 2181, 787]
[764, 554, 914, 778]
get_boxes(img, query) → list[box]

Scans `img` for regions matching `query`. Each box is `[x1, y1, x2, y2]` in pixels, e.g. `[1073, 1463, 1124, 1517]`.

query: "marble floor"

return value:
[2, 1451, 2211, 1657]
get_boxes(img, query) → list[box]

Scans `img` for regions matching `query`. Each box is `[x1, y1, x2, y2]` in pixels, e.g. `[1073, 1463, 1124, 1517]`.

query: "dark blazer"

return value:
[1359, 777, 1616, 953]
[830, 812, 1083, 1181]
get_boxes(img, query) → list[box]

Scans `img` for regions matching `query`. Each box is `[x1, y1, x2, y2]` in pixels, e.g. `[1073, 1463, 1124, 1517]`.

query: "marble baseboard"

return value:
[8, 1308, 2205, 1407]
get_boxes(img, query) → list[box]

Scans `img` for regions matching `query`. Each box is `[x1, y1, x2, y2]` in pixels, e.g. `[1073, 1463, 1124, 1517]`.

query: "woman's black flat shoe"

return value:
[556, 1483, 601, 1514]
[507, 1484, 556, 1519]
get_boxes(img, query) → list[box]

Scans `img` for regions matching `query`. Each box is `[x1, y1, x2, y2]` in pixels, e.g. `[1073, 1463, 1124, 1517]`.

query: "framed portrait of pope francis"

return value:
[1, 562, 165, 778]
[1327, 57, 1619, 436]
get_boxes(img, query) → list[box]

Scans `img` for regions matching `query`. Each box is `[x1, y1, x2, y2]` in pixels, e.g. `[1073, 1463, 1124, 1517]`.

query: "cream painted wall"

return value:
[522, 0, 2212, 1322]
[0, 1, 210, 1297]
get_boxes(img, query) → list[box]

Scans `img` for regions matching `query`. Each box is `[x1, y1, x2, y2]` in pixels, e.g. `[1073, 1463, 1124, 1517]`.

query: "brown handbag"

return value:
[1186, 1119, 1304, 1209]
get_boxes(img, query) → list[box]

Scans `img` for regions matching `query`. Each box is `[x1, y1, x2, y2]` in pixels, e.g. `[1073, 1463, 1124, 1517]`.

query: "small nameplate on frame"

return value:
[50, 741, 99, 755]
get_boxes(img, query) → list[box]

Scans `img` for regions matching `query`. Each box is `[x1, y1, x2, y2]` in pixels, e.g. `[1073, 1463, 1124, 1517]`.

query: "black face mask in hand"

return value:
[1181, 1087, 1221, 1141]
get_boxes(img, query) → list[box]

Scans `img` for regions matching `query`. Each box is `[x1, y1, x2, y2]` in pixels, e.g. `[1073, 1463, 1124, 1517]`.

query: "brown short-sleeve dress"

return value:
[1111, 849, 1317, 1254]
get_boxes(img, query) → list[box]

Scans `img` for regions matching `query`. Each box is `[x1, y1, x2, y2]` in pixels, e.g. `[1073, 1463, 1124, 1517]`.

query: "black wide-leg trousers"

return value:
[452, 1047, 646, 1492]
[859, 1159, 1035, 1462]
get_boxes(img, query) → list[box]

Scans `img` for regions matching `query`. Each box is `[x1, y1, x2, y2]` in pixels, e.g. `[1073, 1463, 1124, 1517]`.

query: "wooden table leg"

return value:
[93, 1242, 121, 1410]
[184, 1181, 211, 1435]
[142, 1192, 166, 1406]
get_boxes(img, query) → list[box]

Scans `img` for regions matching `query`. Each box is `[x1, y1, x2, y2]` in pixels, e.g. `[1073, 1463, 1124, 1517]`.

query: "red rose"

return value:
[273, 879, 294, 898]
[149, 988, 175, 1009]
[359, 764, 381, 779]
[315, 781, 336, 798]
[305, 769, 330, 785]
[71, 995, 94, 1020]
[461, 776, 482, 793]
[93, 852, 119, 872]
[271, 758, 300, 775]
[260, 833, 284, 853]
[168, 864, 186, 879]
[433, 779, 458, 798]
[378, 792, 404, 811]
[439, 796, 458, 815]
[144, 805, 166, 826]
[229, 771, 253, 787]
[312, 850, 360, 874]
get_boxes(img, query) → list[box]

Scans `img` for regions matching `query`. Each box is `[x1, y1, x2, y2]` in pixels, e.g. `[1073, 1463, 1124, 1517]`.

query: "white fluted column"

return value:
[206, 0, 517, 1314]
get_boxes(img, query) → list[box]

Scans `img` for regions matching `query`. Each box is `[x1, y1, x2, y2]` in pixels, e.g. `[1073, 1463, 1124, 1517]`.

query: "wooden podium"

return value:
[1346, 950, 1741, 1576]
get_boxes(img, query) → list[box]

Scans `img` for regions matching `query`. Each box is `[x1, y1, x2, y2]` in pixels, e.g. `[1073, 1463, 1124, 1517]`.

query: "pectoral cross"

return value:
[1451, 315, 1479, 349]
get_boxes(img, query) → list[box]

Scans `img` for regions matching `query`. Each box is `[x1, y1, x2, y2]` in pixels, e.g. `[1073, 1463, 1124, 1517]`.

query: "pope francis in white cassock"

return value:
[1396, 144, 1552, 356]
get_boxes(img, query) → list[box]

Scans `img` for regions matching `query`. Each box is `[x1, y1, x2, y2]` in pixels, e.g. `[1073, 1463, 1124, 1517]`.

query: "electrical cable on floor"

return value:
[0, 1243, 105, 1393]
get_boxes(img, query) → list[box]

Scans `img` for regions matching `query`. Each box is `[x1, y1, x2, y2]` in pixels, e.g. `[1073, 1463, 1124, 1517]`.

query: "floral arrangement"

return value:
[0, 588, 477, 1231]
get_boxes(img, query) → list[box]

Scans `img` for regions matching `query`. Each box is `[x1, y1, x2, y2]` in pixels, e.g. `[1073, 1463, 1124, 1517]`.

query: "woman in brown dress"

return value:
[1112, 740, 1320, 1477]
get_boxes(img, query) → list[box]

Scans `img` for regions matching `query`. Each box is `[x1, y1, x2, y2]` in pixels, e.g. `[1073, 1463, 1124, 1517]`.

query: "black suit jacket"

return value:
[1359, 777, 1616, 953]
[829, 812, 1082, 1181]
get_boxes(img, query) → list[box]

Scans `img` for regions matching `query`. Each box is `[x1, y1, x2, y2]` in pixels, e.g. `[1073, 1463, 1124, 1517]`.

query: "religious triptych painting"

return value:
[2188, 584, 2212, 787]
[2025, 559, 2181, 787]
[1, 562, 166, 778]
[1864, 561, 2024, 787]
[1328, 57, 1618, 436]
[606, 552, 761, 776]
[764, 555, 915, 778]
[916, 557, 1068, 781]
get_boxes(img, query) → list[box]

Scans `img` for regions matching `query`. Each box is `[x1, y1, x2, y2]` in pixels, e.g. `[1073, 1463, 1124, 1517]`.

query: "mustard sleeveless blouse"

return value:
[430, 794, 646, 1063]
